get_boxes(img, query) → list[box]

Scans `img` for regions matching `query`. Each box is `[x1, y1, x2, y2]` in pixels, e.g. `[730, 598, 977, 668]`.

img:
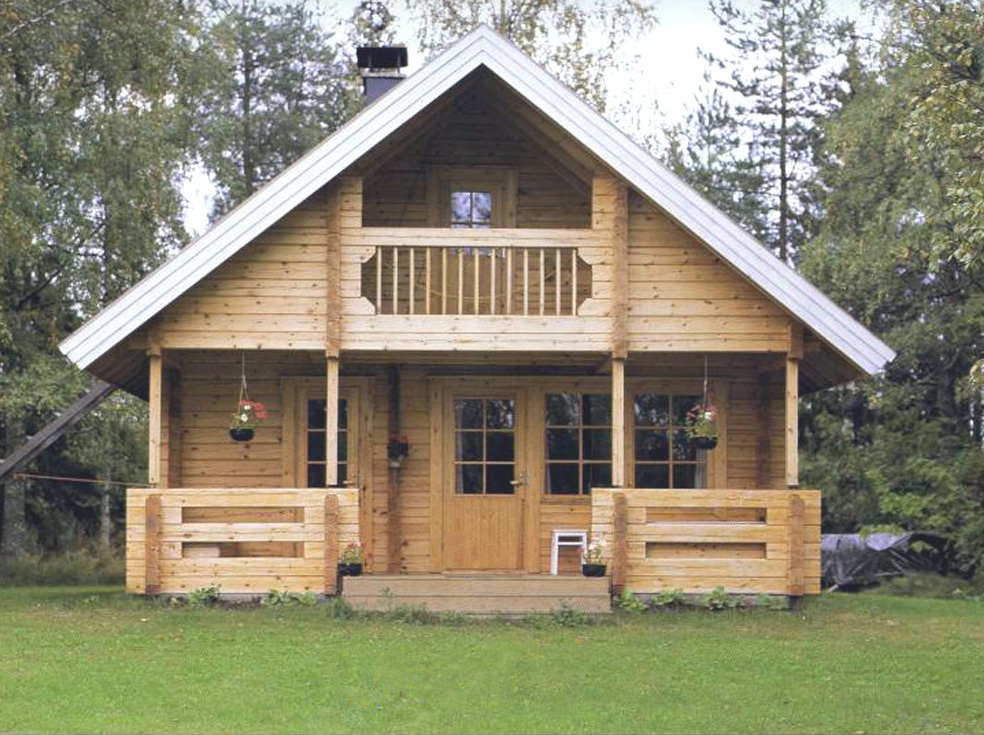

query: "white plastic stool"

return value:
[550, 529, 588, 575]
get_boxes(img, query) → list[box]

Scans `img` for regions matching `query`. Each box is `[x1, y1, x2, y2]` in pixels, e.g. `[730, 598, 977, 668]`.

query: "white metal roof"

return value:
[60, 25, 895, 375]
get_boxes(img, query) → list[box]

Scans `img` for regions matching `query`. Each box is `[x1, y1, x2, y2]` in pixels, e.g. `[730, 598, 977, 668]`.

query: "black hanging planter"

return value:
[338, 562, 363, 577]
[229, 427, 254, 442]
[582, 563, 607, 578]
[693, 435, 719, 451]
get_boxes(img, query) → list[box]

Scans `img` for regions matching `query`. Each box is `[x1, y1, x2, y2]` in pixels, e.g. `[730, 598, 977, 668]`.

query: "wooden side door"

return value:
[442, 391, 526, 571]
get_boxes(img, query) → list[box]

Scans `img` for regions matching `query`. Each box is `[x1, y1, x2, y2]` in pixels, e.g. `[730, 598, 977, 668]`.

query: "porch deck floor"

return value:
[341, 573, 612, 615]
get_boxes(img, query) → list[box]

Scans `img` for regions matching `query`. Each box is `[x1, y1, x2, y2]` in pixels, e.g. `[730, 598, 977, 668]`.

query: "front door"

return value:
[442, 392, 526, 571]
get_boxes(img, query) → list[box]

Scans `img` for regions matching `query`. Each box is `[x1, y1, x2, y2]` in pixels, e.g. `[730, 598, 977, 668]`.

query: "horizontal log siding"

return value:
[627, 193, 792, 352]
[154, 191, 329, 351]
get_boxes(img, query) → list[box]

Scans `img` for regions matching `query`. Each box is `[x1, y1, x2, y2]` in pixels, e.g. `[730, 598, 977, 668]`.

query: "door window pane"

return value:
[306, 397, 349, 488]
[453, 397, 517, 495]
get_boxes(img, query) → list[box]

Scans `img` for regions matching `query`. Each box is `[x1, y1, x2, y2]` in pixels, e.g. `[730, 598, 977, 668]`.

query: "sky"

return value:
[182, 0, 878, 237]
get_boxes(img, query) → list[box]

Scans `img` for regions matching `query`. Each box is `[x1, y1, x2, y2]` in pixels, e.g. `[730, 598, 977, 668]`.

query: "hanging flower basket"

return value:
[685, 404, 719, 451]
[581, 540, 607, 577]
[229, 355, 268, 442]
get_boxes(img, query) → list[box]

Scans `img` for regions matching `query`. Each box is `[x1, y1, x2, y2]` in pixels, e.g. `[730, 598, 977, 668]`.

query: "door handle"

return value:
[509, 471, 528, 487]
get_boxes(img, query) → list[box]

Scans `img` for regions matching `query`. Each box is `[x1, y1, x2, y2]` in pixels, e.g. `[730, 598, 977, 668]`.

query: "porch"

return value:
[126, 485, 819, 606]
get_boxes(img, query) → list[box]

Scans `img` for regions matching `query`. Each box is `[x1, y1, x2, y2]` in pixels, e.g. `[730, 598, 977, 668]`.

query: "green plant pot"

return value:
[229, 428, 254, 442]
[582, 563, 607, 577]
[694, 435, 718, 450]
[338, 562, 363, 577]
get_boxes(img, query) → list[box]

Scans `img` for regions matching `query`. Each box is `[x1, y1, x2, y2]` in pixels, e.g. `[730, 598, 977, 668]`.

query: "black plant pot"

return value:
[338, 562, 363, 577]
[693, 435, 718, 450]
[229, 428, 254, 442]
[582, 563, 607, 578]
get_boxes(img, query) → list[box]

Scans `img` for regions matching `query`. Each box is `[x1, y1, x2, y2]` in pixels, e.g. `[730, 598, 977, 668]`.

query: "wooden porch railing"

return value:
[126, 488, 359, 595]
[591, 489, 820, 596]
[360, 229, 595, 316]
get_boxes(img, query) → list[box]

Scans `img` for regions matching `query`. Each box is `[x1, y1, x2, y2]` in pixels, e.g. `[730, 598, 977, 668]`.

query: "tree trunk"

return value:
[99, 482, 113, 550]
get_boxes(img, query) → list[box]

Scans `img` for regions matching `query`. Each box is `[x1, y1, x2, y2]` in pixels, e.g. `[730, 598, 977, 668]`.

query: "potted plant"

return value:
[229, 399, 268, 442]
[338, 542, 365, 577]
[581, 540, 607, 577]
[685, 403, 719, 450]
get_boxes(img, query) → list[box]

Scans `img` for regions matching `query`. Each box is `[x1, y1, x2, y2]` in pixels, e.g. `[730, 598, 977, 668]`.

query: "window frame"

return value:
[543, 391, 613, 497]
[427, 166, 517, 228]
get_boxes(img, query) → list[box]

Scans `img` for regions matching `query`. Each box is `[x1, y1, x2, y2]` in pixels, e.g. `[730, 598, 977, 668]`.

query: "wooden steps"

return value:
[341, 574, 612, 615]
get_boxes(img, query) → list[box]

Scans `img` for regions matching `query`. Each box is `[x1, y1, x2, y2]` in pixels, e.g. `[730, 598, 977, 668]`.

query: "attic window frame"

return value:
[427, 166, 517, 229]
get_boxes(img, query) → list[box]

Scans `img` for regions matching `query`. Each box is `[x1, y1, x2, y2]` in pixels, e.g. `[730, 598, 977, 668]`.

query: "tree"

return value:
[797, 3, 984, 574]
[663, 75, 770, 245]
[0, 0, 200, 558]
[197, 0, 361, 217]
[403, 0, 657, 113]
[702, 0, 834, 261]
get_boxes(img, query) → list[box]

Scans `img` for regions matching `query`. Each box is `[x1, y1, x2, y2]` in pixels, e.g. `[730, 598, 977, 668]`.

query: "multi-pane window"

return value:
[454, 398, 516, 495]
[450, 191, 493, 229]
[305, 399, 347, 488]
[633, 393, 705, 489]
[544, 393, 612, 495]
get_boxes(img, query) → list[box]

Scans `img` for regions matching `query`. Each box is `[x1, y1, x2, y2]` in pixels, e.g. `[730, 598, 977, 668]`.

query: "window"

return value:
[305, 398, 347, 488]
[633, 393, 706, 489]
[545, 393, 612, 495]
[450, 191, 493, 229]
[453, 398, 516, 495]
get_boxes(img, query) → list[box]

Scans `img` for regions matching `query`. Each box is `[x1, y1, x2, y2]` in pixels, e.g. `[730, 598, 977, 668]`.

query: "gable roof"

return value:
[60, 25, 894, 375]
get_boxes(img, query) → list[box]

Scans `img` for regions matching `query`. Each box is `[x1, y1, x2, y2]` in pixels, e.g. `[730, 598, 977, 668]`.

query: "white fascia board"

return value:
[61, 25, 895, 375]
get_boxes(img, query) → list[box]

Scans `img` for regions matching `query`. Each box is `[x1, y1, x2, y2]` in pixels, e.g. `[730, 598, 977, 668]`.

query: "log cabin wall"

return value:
[626, 192, 792, 353]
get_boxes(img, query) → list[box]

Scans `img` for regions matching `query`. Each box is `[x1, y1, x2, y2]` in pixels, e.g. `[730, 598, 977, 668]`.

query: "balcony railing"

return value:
[359, 229, 595, 316]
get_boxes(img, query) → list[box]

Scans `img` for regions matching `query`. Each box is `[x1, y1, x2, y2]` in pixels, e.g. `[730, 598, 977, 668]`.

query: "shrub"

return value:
[187, 586, 222, 608]
[614, 589, 649, 613]
[651, 588, 686, 608]
[0, 549, 124, 586]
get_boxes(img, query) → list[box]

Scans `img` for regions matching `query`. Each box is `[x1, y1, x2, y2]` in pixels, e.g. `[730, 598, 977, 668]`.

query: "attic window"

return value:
[451, 191, 492, 229]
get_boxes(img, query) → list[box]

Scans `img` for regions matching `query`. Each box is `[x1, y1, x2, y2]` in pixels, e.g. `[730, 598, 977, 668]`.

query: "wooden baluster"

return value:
[376, 246, 382, 315]
[442, 248, 448, 315]
[392, 246, 399, 315]
[555, 248, 562, 315]
[490, 247, 497, 315]
[457, 249, 464, 315]
[506, 248, 514, 315]
[523, 249, 529, 316]
[571, 248, 578, 316]
[408, 247, 415, 315]
[425, 248, 432, 315]
[539, 248, 545, 316]
[474, 248, 480, 315]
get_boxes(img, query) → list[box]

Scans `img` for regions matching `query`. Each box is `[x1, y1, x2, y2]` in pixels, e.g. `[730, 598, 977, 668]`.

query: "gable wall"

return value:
[626, 192, 792, 353]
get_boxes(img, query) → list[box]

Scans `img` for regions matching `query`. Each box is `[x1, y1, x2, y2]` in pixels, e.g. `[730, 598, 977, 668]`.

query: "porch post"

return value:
[147, 345, 163, 488]
[611, 357, 626, 488]
[785, 324, 803, 488]
[325, 356, 340, 487]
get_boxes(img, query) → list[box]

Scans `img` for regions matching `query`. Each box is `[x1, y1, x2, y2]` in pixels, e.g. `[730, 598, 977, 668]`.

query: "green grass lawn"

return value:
[0, 587, 981, 734]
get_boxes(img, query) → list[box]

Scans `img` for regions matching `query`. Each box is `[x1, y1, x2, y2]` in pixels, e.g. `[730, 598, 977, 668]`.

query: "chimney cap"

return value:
[357, 46, 408, 71]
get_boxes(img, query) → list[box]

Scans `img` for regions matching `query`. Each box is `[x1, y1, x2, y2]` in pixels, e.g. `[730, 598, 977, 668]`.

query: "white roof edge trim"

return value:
[61, 25, 895, 376]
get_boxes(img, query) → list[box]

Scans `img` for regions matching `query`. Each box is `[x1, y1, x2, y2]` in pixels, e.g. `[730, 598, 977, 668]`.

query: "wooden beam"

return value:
[787, 493, 805, 598]
[594, 175, 628, 358]
[325, 356, 340, 487]
[145, 494, 161, 594]
[324, 492, 339, 594]
[785, 356, 799, 488]
[147, 351, 163, 487]
[611, 356, 626, 488]
[612, 490, 628, 595]
[325, 183, 343, 358]
[787, 322, 804, 360]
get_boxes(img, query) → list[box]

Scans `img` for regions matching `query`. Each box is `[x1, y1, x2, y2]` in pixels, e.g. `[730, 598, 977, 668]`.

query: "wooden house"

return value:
[59, 27, 894, 612]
